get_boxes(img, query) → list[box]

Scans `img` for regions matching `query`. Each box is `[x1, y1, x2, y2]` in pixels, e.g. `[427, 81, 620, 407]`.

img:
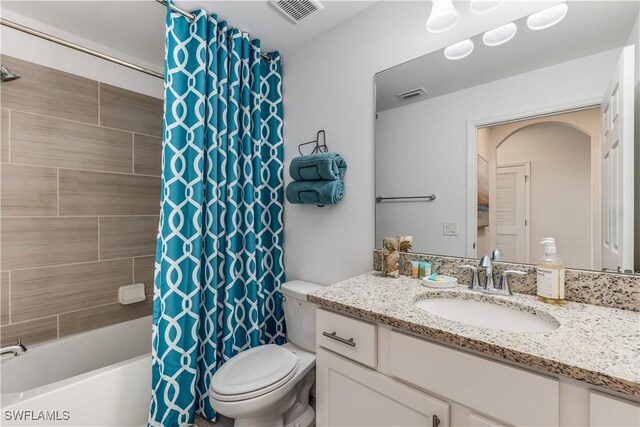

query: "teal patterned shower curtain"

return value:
[149, 6, 285, 426]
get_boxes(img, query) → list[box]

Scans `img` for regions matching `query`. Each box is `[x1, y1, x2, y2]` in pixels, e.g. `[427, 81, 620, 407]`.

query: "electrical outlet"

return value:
[443, 222, 458, 236]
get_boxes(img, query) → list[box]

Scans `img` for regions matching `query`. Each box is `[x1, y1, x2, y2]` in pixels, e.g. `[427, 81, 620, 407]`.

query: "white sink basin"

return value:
[415, 296, 559, 333]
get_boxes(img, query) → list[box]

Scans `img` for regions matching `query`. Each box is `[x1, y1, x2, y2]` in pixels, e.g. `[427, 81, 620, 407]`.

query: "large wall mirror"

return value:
[375, 1, 639, 273]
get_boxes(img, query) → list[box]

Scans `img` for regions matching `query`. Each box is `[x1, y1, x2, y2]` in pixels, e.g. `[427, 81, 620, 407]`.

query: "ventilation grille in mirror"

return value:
[397, 88, 427, 101]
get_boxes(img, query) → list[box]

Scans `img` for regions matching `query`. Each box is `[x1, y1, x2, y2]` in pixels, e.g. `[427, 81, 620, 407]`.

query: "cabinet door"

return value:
[590, 391, 640, 426]
[468, 412, 506, 427]
[316, 349, 449, 427]
[388, 330, 559, 426]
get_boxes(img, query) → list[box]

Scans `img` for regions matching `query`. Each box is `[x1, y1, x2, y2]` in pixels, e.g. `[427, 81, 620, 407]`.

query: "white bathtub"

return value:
[1, 316, 152, 427]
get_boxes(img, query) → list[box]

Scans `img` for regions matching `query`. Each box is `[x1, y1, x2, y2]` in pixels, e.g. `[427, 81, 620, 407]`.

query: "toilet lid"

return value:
[210, 344, 298, 399]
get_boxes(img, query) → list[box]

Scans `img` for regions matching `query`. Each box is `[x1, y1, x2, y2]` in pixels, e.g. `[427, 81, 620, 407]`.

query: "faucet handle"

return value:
[458, 265, 482, 291]
[497, 270, 526, 296]
[491, 248, 502, 261]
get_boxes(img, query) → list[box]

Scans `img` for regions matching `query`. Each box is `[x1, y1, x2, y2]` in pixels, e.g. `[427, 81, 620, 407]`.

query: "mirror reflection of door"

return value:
[477, 110, 598, 270]
[601, 46, 635, 273]
[495, 163, 530, 264]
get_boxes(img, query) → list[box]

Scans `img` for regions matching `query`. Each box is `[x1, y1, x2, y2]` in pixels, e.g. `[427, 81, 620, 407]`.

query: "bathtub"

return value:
[1, 316, 152, 426]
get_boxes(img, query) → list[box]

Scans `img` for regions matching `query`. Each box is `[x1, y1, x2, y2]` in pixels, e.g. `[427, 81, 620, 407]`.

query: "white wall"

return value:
[478, 107, 601, 269]
[0, 9, 163, 99]
[497, 124, 591, 269]
[374, 49, 618, 260]
[282, 0, 567, 285]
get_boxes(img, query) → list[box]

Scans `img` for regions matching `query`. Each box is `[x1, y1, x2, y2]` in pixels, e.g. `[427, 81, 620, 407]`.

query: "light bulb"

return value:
[470, 0, 505, 14]
[527, 3, 568, 31]
[482, 23, 518, 46]
[444, 39, 474, 60]
[426, 0, 459, 33]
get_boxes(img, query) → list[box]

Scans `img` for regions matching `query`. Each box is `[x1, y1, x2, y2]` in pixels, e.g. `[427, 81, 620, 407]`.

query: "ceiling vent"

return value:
[269, 0, 324, 24]
[396, 87, 427, 101]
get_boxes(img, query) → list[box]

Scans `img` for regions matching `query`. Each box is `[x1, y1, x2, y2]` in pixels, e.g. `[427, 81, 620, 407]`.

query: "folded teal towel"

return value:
[290, 152, 347, 181]
[286, 180, 344, 205]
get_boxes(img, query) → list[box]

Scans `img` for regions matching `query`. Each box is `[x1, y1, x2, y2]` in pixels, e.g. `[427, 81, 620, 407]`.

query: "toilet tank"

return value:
[281, 280, 325, 352]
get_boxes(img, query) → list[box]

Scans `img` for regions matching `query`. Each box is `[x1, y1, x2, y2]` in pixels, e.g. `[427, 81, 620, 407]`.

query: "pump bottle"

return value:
[536, 238, 565, 304]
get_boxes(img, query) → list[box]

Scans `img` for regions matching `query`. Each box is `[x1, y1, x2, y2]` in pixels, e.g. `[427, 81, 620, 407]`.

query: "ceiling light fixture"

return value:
[527, 3, 569, 31]
[426, 0, 459, 33]
[444, 39, 474, 60]
[470, 0, 505, 14]
[482, 22, 518, 46]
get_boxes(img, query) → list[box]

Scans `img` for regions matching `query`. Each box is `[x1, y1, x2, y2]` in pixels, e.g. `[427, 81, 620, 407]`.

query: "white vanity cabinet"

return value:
[315, 308, 640, 427]
[467, 413, 505, 427]
[387, 330, 559, 426]
[589, 391, 640, 426]
[316, 349, 450, 426]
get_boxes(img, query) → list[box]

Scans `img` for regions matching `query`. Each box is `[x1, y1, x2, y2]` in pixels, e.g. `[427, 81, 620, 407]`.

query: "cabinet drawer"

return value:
[316, 309, 377, 368]
[389, 330, 559, 427]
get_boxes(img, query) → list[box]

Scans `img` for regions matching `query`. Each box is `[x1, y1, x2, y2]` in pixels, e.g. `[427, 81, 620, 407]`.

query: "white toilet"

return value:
[209, 280, 324, 427]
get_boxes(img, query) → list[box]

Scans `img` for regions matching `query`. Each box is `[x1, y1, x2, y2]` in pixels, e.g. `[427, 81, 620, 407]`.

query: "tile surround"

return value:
[0, 316, 58, 347]
[1, 109, 9, 162]
[0, 55, 98, 125]
[373, 250, 640, 312]
[134, 256, 156, 296]
[11, 259, 133, 323]
[1, 163, 58, 216]
[59, 169, 160, 216]
[1, 217, 99, 270]
[1, 272, 9, 325]
[0, 55, 161, 346]
[11, 111, 134, 173]
[99, 83, 163, 136]
[99, 216, 159, 260]
[133, 134, 162, 176]
[58, 299, 154, 337]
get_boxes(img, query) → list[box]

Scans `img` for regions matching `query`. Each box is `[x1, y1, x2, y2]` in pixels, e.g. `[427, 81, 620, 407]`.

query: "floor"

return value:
[194, 413, 233, 427]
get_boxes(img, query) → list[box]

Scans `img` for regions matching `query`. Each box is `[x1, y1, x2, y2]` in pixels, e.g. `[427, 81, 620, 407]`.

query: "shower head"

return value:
[0, 65, 20, 82]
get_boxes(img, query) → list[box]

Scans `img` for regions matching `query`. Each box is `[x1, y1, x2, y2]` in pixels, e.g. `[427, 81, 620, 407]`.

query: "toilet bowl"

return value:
[208, 280, 324, 427]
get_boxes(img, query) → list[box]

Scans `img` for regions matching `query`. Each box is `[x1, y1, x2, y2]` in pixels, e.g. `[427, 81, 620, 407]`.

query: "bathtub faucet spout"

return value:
[1, 338, 27, 356]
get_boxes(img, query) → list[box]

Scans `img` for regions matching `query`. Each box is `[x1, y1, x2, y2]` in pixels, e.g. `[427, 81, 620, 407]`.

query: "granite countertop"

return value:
[308, 272, 640, 399]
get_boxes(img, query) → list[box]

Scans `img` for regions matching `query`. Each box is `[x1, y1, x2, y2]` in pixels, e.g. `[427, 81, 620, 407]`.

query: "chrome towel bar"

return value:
[375, 194, 436, 203]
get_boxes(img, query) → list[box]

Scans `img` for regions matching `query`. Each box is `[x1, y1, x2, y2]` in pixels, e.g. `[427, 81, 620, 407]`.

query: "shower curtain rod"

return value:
[0, 18, 165, 79]
[1, 11, 271, 80]
[154, 0, 273, 62]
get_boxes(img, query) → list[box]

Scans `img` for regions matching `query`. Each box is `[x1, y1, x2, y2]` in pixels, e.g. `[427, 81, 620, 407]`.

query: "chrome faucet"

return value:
[1, 338, 27, 356]
[479, 248, 502, 291]
[459, 249, 525, 297]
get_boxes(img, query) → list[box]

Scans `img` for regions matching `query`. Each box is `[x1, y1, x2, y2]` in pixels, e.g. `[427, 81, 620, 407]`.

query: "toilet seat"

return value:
[210, 344, 299, 402]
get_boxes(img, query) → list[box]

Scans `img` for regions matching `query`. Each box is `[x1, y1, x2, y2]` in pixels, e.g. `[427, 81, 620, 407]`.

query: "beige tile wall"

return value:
[0, 55, 163, 346]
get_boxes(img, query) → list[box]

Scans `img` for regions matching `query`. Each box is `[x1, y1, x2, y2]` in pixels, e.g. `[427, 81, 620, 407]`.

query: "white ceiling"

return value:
[376, 1, 640, 112]
[1, 0, 376, 70]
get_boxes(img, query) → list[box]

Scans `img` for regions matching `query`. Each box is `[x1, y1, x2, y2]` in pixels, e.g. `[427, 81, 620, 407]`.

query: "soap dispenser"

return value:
[536, 238, 565, 304]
